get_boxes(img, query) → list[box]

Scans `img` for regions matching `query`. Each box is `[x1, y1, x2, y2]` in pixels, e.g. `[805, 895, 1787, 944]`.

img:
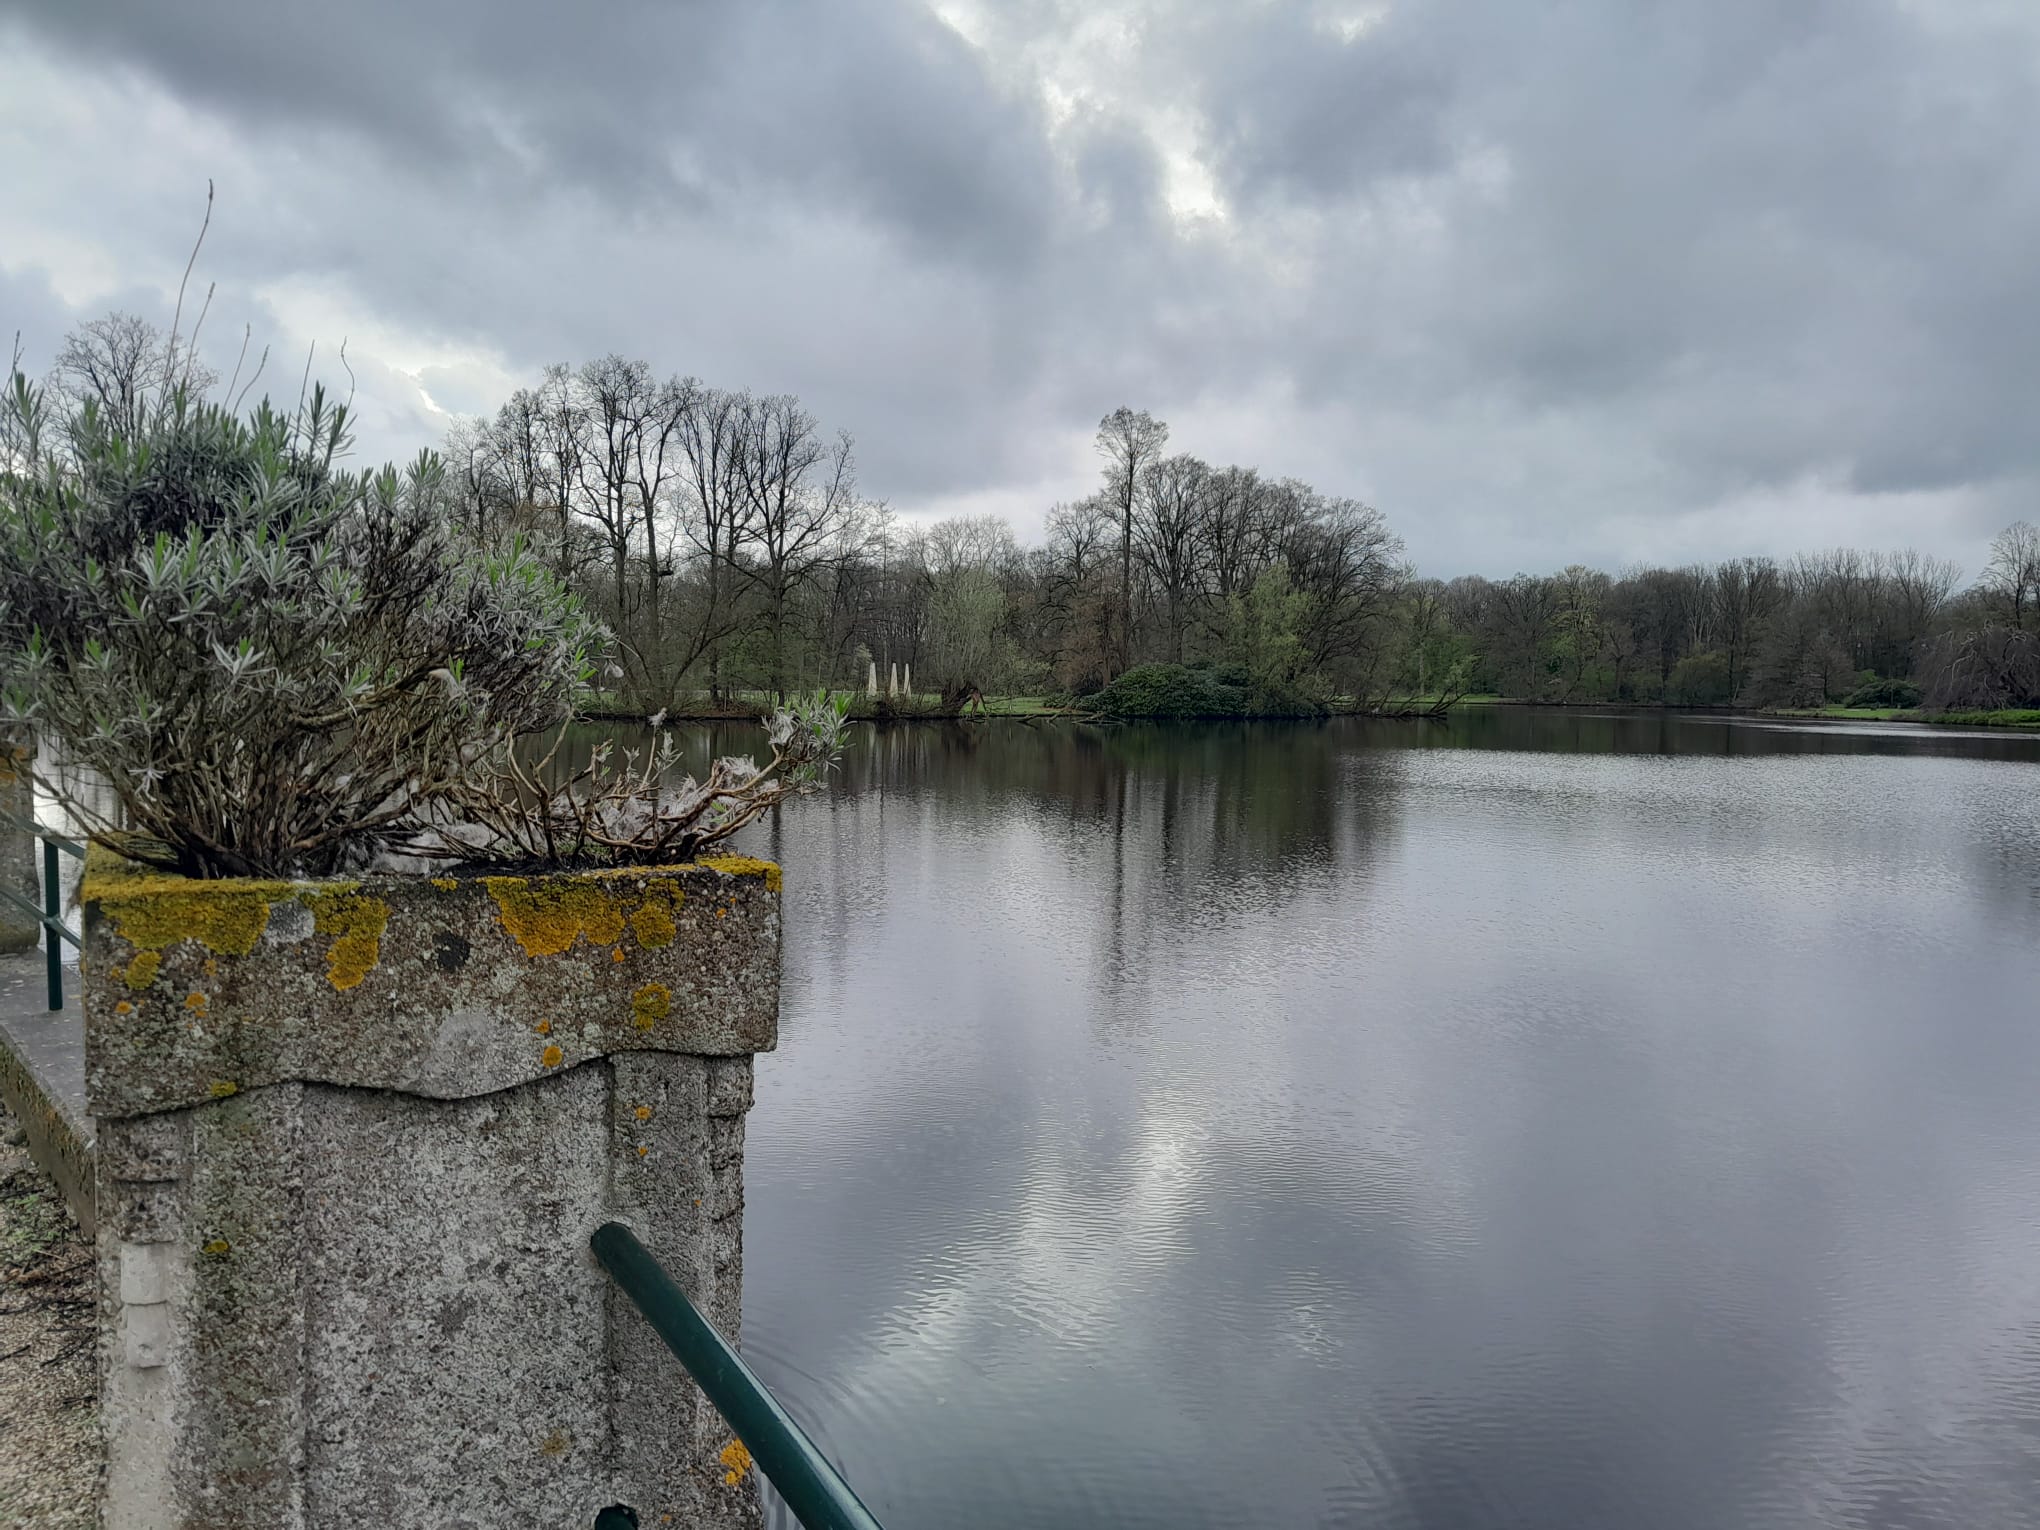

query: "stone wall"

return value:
[83, 853, 782, 1530]
[0, 741, 42, 954]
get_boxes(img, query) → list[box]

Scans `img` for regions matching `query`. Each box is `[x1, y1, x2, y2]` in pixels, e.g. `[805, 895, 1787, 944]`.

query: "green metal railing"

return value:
[0, 811, 83, 1011]
[591, 1221, 888, 1530]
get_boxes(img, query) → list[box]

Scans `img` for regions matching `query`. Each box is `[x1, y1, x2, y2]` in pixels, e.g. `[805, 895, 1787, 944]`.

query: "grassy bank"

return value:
[583, 689, 1510, 724]
[1763, 706, 2040, 730]
[569, 689, 2040, 729]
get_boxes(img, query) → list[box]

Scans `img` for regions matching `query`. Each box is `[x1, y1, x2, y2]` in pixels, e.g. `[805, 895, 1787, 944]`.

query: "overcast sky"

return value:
[4, 0, 2037, 578]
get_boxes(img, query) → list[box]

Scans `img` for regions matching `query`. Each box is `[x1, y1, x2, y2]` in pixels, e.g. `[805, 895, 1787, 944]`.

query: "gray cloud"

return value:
[3, 0, 2036, 576]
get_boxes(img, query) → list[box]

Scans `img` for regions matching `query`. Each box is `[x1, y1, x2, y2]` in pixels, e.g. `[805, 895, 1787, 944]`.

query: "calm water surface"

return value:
[677, 710, 2040, 1530]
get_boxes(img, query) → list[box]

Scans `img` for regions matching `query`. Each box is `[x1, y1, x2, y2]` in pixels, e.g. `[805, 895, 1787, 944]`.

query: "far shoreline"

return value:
[580, 697, 2040, 731]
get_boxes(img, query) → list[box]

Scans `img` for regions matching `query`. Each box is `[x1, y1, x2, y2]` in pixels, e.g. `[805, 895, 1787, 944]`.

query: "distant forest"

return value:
[30, 320, 2040, 716]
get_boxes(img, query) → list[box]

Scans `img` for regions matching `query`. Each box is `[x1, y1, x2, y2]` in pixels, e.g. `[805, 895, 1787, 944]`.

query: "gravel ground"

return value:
[0, 1104, 96, 1529]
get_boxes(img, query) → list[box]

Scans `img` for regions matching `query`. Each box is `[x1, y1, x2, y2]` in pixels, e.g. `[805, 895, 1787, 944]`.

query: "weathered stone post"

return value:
[0, 737, 43, 954]
[82, 851, 783, 1530]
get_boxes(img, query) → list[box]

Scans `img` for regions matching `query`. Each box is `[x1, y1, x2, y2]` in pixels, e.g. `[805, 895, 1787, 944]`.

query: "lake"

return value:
[672, 710, 2040, 1528]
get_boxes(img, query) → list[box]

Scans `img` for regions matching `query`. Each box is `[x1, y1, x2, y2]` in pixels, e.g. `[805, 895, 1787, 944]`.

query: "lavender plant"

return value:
[437, 691, 851, 867]
[0, 374, 606, 877]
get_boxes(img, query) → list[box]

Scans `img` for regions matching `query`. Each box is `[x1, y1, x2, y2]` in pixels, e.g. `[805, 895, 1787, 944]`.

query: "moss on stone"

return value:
[720, 1439, 753, 1486]
[481, 877, 629, 957]
[102, 887, 280, 958]
[626, 881, 683, 948]
[631, 983, 671, 1032]
[302, 891, 389, 991]
[85, 848, 294, 956]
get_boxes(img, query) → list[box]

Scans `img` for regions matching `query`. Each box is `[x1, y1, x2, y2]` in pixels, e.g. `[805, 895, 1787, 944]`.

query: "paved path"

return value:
[0, 1095, 96, 1530]
[0, 951, 89, 1233]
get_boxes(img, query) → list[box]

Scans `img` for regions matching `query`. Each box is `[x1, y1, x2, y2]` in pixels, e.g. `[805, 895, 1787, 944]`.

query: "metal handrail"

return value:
[0, 810, 84, 1011]
[590, 1221, 887, 1530]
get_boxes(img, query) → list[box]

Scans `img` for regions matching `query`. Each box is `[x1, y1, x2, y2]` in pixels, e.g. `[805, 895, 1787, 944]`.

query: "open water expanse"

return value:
[674, 710, 2040, 1529]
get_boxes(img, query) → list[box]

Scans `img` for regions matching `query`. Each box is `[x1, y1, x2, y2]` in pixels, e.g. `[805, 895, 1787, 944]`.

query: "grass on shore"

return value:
[581, 690, 2038, 729]
[1764, 706, 2040, 730]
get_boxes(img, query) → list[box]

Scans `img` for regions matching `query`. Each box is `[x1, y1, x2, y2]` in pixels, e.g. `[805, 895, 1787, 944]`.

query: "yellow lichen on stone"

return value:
[720, 1439, 753, 1486]
[87, 850, 295, 957]
[631, 983, 671, 1032]
[208, 1080, 238, 1098]
[627, 881, 684, 948]
[201, 1239, 232, 1257]
[482, 877, 628, 957]
[124, 951, 162, 991]
[697, 855, 782, 894]
[302, 890, 390, 991]
[538, 1428, 571, 1459]
[431, 877, 459, 892]
[633, 1104, 651, 1121]
[184, 992, 206, 1012]
[114, 1000, 133, 1015]
[534, 1018, 551, 1036]
[541, 1044, 564, 1069]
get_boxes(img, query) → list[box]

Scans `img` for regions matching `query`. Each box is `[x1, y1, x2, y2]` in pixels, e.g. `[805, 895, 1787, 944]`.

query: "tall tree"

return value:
[1134, 453, 1209, 663]
[734, 394, 859, 698]
[674, 384, 757, 701]
[1984, 521, 2040, 631]
[1094, 407, 1169, 673]
[1712, 556, 1785, 700]
[52, 312, 217, 438]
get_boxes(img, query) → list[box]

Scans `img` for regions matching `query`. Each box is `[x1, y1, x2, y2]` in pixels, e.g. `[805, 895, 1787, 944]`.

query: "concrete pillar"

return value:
[81, 852, 783, 1530]
[0, 737, 42, 954]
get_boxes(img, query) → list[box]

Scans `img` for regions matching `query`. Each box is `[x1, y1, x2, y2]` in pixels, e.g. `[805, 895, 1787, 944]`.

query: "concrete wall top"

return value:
[82, 852, 782, 1118]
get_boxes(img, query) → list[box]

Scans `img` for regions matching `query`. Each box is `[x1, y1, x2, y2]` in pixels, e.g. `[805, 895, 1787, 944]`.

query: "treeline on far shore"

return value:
[29, 319, 2040, 723]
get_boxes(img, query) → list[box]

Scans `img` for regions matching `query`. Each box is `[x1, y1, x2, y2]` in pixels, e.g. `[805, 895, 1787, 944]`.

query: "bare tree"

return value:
[1550, 564, 1610, 700]
[1094, 407, 1169, 672]
[1713, 556, 1785, 700]
[1037, 495, 1117, 687]
[675, 384, 759, 701]
[1983, 521, 2040, 631]
[1283, 494, 1406, 678]
[734, 395, 859, 699]
[521, 365, 592, 586]
[51, 312, 218, 439]
[1880, 549, 1962, 667]
[1134, 453, 1209, 663]
[568, 357, 688, 700]
[1199, 465, 1286, 607]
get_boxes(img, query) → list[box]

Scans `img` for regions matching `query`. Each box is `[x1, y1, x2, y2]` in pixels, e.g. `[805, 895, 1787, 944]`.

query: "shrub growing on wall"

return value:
[0, 376, 606, 877]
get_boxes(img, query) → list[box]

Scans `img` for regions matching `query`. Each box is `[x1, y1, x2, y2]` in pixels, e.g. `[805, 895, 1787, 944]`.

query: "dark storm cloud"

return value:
[4, 0, 2038, 572]
[16, 0, 1058, 268]
[1196, 5, 1459, 200]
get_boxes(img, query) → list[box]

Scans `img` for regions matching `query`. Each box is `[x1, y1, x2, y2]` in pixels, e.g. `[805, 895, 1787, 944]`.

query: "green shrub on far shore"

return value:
[1842, 676, 1922, 709]
[1087, 663, 1327, 720]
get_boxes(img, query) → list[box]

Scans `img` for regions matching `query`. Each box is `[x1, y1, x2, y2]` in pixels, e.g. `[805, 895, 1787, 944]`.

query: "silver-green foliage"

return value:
[443, 691, 851, 866]
[0, 374, 606, 877]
